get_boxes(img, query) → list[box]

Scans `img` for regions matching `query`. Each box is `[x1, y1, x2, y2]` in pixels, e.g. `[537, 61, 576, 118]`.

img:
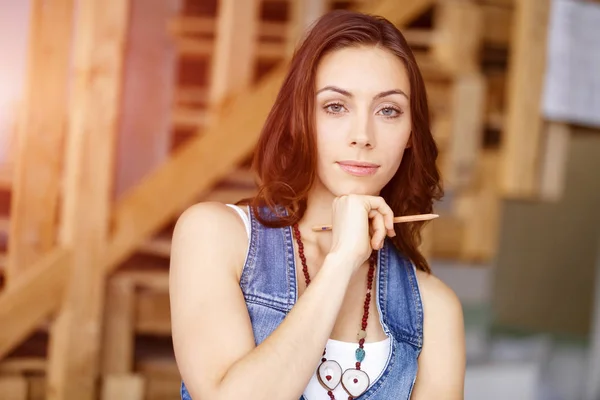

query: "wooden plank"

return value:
[101, 375, 145, 400]
[135, 291, 171, 335]
[430, 214, 465, 260]
[172, 107, 209, 129]
[0, 376, 28, 400]
[136, 357, 180, 378]
[46, 0, 131, 398]
[175, 37, 213, 57]
[431, 0, 484, 75]
[169, 16, 287, 39]
[101, 277, 135, 374]
[118, 270, 169, 291]
[430, 111, 452, 150]
[0, 248, 70, 359]
[176, 38, 284, 61]
[287, 0, 327, 55]
[0, 357, 46, 374]
[137, 238, 172, 259]
[539, 122, 571, 202]
[357, 0, 434, 27]
[500, 0, 551, 198]
[176, 87, 209, 105]
[482, 4, 513, 46]
[0, 0, 424, 361]
[403, 28, 435, 48]
[28, 376, 46, 400]
[221, 169, 258, 187]
[443, 73, 486, 189]
[6, 0, 74, 285]
[454, 150, 501, 262]
[208, 0, 260, 111]
[144, 375, 180, 400]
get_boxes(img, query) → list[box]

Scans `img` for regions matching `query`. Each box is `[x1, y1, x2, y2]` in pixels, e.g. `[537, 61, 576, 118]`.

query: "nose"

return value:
[348, 114, 375, 149]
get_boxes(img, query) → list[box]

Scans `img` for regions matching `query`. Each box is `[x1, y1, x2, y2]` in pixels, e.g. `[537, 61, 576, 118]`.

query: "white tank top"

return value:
[226, 204, 391, 399]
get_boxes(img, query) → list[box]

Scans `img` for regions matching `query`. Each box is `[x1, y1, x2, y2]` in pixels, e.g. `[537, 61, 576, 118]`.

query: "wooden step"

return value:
[175, 87, 209, 105]
[169, 16, 288, 40]
[175, 37, 285, 61]
[0, 357, 46, 375]
[172, 107, 209, 129]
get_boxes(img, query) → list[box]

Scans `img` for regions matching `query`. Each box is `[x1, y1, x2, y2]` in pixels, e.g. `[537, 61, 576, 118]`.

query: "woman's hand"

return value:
[328, 195, 396, 270]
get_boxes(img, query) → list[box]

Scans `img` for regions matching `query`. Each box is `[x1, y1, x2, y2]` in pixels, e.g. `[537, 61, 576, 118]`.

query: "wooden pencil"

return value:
[311, 213, 439, 232]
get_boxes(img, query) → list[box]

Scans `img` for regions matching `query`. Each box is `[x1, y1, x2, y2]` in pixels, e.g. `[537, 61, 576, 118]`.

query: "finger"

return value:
[370, 213, 386, 250]
[368, 210, 377, 237]
[369, 209, 395, 238]
[366, 196, 396, 235]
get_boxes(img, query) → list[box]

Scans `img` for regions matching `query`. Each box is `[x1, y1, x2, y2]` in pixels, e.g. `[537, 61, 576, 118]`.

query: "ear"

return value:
[405, 133, 413, 149]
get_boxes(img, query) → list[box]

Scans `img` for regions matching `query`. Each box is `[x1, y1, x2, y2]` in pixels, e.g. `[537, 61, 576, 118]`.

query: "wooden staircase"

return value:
[0, 0, 529, 399]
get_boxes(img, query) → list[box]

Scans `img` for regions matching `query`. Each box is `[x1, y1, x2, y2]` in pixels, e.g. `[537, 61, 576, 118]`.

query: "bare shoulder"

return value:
[173, 201, 248, 240]
[414, 269, 463, 321]
[171, 201, 249, 280]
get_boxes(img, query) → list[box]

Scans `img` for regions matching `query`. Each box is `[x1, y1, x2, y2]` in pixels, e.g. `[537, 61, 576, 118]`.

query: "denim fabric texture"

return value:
[181, 206, 423, 399]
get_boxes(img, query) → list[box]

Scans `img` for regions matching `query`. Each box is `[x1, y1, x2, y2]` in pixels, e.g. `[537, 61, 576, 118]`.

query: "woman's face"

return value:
[314, 45, 412, 197]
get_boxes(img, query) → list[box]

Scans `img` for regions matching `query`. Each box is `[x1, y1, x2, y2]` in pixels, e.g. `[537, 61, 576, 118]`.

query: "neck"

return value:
[296, 180, 337, 256]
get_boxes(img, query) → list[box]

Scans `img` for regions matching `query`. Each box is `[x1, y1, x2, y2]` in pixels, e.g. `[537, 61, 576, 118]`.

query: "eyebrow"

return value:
[316, 85, 409, 100]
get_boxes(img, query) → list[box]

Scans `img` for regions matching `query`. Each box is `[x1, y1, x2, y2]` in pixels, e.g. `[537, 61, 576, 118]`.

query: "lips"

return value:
[336, 161, 380, 177]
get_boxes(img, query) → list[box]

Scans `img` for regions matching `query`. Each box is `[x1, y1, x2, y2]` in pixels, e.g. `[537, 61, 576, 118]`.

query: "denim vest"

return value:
[181, 206, 423, 399]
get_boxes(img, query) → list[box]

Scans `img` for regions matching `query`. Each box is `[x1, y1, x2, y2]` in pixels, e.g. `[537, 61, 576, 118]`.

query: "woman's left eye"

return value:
[377, 107, 402, 118]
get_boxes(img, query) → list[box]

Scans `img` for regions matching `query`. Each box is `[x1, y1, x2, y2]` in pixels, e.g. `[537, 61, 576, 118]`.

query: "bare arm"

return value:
[410, 270, 466, 399]
[169, 202, 360, 400]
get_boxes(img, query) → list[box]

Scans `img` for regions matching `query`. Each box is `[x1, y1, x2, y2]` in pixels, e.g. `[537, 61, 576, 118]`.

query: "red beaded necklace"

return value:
[292, 223, 376, 400]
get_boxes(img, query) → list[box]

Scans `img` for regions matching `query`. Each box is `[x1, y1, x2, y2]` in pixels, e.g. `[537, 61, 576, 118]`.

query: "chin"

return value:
[328, 181, 382, 197]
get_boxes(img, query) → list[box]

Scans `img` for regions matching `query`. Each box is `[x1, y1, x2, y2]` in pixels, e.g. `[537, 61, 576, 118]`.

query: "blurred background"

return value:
[0, 0, 599, 399]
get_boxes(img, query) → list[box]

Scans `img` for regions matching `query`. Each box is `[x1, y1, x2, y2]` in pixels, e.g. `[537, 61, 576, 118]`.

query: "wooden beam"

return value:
[46, 0, 131, 398]
[357, 0, 434, 27]
[443, 73, 487, 189]
[0, 248, 70, 359]
[482, 3, 513, 46]
[101, 277, 135, 374]
[172, 107, 209, 129]
[431, 0, 484, 75]
[101, 375, 145, 400]
[454, 150, 501, 262]
[208, 0, 260, 112]
[0, 357, 46, 375]
[0, 376, 28, 400]
[27, 376, 46, 400]
[176, 87, 209, 105]
[169, 16, 288, 39]
[176, 39, 284, 61]
[137, 238, 172, 259]
[136, 291, 171, 335]
[287, 0, 327, 55]
[500, 0, 550, 198]
[7, 0, 74, 285]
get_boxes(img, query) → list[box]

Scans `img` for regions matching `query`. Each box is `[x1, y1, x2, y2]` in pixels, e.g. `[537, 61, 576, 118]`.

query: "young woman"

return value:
[170, 10, 465, 400]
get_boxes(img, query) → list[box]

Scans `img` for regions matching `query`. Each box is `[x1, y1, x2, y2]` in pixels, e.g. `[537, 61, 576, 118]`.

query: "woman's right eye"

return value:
[324, 103, 346, 114]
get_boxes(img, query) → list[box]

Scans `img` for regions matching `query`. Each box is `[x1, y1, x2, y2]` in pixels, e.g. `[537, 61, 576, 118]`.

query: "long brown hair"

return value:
[241, 10, 443, 273]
